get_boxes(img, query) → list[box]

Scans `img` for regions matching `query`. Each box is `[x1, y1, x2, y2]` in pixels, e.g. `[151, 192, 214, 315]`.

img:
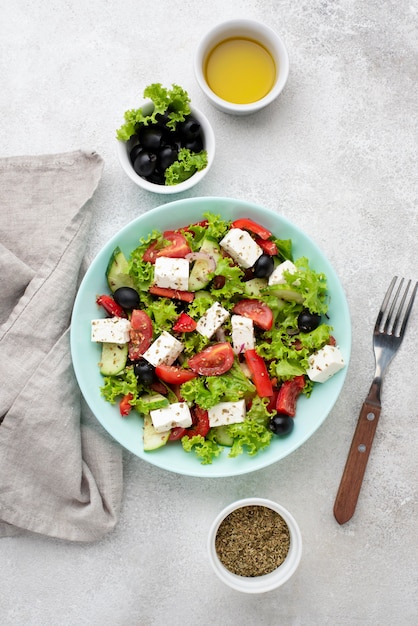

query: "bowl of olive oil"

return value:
[194, 19, 289, 115]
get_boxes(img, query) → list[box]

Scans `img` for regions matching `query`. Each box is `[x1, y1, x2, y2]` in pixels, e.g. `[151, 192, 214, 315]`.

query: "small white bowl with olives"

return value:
[208, 497, 302, 593]
[116, 83, 215, 194]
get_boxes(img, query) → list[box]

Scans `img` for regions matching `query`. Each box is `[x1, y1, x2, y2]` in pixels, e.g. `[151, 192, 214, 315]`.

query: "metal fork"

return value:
[334, 276, 417, 524]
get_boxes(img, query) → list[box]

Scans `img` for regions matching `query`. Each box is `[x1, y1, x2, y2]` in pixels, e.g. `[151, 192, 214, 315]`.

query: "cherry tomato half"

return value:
[168, 426, 188, 441]
[143, 231, 191, 263]
[188, 342, 235, 376]
[155, 364, 197, 385]
[173, 312, 197, 332]
[119, 393, 134, 417]
[232, 299, 273, 331]
[128, 309, 153, 360]
[276, 376, 305, 417]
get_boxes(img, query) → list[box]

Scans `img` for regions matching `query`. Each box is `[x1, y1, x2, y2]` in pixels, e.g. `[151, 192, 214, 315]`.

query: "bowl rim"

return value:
[116, 103, 215, 194]
[194, 18, 290, 114]
[207, 497, 302, 593]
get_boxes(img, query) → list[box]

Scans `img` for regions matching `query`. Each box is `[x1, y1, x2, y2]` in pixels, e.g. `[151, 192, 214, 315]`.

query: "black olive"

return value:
[137, 125, 164, 151]
[146, 169, 166, 185]
[253, 254, 274, 278]
[134, 359, 156, 386]
[178, 116, 201, 140]
[129, 144, 142, 164]
[183, 136, 204, 152]
[297, 309, 321, 332]
[157, 145, 178, 170]
[133, 151, 157, 177]
[269, 415, 294, 437]
[113, 287, 140, 310]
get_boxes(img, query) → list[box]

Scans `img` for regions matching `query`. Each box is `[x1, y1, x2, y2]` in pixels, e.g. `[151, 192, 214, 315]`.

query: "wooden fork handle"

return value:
[333, 398, 381, 524]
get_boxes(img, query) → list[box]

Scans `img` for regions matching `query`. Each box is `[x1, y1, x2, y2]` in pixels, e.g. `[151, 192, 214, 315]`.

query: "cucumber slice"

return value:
[269, 287, 304, 304]
[143, 414, 170, 451]
[106, 246, 135, 292]
[99, 342, 128, 376]
[244, 277, 268, 297]
[137, 393, 169, 413]
[211, 425, 234, 447]
[188, 237, 221, 291]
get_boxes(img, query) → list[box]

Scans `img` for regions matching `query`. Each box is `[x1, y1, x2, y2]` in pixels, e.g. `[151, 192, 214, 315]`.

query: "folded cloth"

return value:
[0, 150, 123, 542]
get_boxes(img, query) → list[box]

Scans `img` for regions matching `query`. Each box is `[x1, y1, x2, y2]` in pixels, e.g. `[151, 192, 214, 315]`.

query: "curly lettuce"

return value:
[180, 361, 255, 410]
[165, 148, 207, 185]
[228, 397, 273, 457]
[116, 83, 191, 140]
[266, 257, 329, 315]
[101, 367, 139, 404]
[181, 435, 222, 465]
[181, 397, 273, 464]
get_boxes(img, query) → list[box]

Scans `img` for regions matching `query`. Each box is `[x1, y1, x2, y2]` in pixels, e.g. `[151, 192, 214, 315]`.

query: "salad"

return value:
[92, 212, 345, 464]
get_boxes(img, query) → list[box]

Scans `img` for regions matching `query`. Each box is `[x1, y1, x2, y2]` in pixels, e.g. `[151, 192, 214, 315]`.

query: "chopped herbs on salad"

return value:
[91, 212, 345, 464]
[116, 83, 208, 186]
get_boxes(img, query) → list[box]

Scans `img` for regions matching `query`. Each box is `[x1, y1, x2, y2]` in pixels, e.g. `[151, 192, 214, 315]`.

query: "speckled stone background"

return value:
[1, 1, 417, 624]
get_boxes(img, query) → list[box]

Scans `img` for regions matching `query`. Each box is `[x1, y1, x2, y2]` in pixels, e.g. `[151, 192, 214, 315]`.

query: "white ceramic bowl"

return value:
[208, 498, 302, 593]
[116, 104, 215, 194]
[194, 19, 289, 115]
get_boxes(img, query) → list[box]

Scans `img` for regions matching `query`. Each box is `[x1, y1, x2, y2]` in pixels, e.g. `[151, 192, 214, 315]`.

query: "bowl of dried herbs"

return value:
[208, 497, 302, 593]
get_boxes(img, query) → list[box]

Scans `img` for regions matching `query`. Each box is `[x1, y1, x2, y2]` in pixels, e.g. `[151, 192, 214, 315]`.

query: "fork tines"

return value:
[376, 276, 418, 337]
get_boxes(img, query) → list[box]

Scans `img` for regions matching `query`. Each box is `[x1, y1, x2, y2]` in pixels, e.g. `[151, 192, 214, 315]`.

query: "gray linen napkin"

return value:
[0, 150, 123, 542]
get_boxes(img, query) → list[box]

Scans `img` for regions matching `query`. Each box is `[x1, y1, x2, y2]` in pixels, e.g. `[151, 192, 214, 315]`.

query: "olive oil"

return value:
[204, 37, 276, 105]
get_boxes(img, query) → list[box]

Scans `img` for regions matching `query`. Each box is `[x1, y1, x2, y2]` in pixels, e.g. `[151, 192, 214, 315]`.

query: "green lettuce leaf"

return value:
[274, 238, 293, 261]
[186, 291, 215, 317]
[180, 361, 255, 410]
[181, 435, 222, 464]
[266, 257, 329, 315]
[211, 257, 245, 300]
[116, 83, 191, 140]
[227, 397, 273, 457]
[128, 231, 159, 292]
[182, 212, 230, 250]
[145, 297, 179, 336]
[164, 148, 208, 185]
[101, 367, 139, 404]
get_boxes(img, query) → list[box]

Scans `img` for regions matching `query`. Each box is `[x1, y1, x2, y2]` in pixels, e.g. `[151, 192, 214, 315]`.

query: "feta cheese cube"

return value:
[268, 260, 299, 286]
[306, 344, 345, 383]
[208, 399, 246, 427]
[91, 317, 131, 343]
[142, 331, 184, 367]
[154, 256, 189, 291]
[220, 228, 263, 269]
[231, 314, 255, 354]
[196, 302, 230, 338]
[150, 402, 192, 433]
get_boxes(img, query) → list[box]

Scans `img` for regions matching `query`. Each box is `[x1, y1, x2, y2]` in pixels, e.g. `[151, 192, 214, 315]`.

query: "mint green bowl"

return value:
[70, 197, 351, 477]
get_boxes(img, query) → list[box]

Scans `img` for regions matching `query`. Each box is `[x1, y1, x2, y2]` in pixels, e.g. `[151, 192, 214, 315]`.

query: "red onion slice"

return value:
[185, 252, 216, 272]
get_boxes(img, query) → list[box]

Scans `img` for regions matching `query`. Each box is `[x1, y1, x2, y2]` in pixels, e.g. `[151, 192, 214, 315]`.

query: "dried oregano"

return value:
[215, 505, 291, 577]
